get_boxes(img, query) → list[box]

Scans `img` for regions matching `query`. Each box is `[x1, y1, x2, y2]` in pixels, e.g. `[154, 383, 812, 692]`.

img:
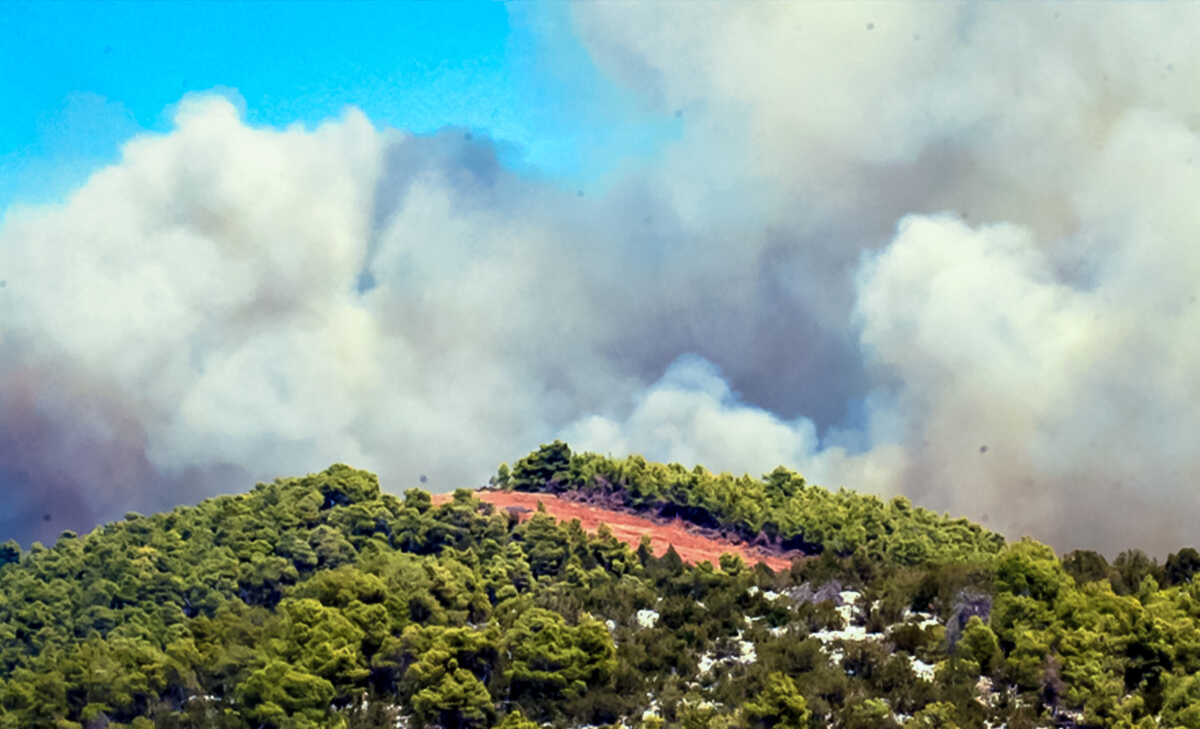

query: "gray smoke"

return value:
[1, 4, 1198, 554]
[565, 3, 1200, 553]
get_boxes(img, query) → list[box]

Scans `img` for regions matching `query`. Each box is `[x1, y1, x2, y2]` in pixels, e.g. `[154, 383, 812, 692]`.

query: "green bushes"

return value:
[0, 452, 1196, 729]
[505, 443, 1005, 565]
[740, 673, 810, 729]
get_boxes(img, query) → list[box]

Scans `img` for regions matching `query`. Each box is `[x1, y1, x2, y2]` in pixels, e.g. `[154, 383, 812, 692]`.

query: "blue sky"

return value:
[0, 1, 676, 211]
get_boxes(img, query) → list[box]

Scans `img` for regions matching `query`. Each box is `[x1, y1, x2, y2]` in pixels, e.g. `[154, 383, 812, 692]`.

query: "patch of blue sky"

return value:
[1, 1, 680, 215]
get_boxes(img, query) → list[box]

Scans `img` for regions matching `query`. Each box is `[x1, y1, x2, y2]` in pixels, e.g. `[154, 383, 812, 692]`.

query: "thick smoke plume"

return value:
[2, 5, 1198, 553]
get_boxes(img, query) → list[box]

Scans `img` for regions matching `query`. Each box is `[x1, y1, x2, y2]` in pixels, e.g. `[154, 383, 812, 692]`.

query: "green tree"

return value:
[410, 659, 494, 729]
[495, 709, 539, 729]
[996, 540, 1072, 603]
[719, 553, 746, 577]
[992, 539, 1072, 655]
[1111, 550, 1160, 596]
[1161, 672, 1200, 729]
[1165, 548, 1200, 586]
[842, 698, 896, 729]
[510, 442, 572, 491]
[519, 513, 568, 579]
[908, 702, 961, 729]
[312, 464, 381, 508]
[234, 659, 336, 727]
[390, 624, 500, 705]
[504, 608, 615, 702]
[1062, 550, 1110, 585]
[957, 616, 1001, 675]
[275, 598, 369, 700]
[491, 464, 511, 489]
[0, 541, 19, 569]
[740, 673, 810, 729]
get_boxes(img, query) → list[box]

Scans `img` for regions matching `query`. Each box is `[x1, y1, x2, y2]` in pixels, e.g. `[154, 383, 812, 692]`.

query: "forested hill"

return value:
[0, 447, 1198, 729]
[497, 442, 1005, 566]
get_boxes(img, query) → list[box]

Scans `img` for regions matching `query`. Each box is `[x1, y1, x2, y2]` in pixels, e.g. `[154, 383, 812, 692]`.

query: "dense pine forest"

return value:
[1, 443, 1199, 729]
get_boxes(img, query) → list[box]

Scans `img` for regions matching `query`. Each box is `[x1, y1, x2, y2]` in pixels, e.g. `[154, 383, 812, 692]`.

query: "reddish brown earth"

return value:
[433, 489, 797, 572]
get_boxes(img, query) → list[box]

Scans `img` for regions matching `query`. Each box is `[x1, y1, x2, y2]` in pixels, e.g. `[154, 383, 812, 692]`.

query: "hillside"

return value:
[432, 489, 796, 572]
[0, 445, 1197, 729]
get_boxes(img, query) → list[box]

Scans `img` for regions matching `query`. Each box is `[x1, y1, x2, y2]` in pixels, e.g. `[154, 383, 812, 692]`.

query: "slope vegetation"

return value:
[0, 446, 1197, 729]
[499, 442, 1005, 566]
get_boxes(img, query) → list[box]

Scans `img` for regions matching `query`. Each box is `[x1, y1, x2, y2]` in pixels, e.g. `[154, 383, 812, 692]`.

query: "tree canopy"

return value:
[0, 447, 1194, 729]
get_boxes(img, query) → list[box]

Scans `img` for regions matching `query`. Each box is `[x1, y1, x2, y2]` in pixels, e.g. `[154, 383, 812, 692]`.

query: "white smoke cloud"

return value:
[3, 4, 1200, 554]
[848, 109, 1200, 551]
[0, 93, 658, 541]
[854, 196, 1200, 550]
[560, 354, 906, 497]
[562, 355, 822, 474]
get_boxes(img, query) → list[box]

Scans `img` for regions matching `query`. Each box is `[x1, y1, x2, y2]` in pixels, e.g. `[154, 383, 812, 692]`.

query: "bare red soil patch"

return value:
[433, 490, 797, 572]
